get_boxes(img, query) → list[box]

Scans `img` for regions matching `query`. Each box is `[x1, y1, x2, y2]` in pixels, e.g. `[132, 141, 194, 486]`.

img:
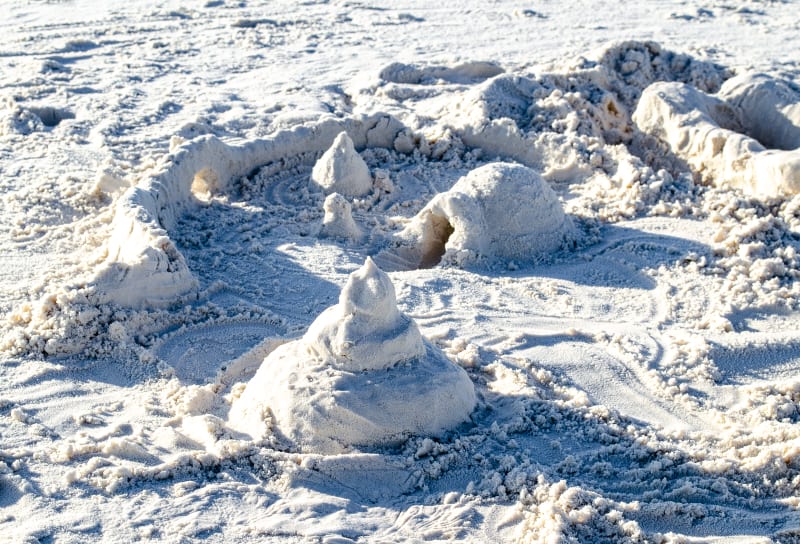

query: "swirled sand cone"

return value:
[228, 258, 476, 453]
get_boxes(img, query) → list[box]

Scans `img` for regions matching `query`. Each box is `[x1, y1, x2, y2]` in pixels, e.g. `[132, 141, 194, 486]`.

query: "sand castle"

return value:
[383, 162, 575, 269]
[80, 115, 402, 309]
[634, 73, 800, 198]
[228, 258, 476, 454]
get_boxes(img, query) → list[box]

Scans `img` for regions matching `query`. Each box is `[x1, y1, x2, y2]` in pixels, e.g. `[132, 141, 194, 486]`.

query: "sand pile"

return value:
[634, 72, 800, 197]
[228, 258, 476, 453]
[383, 162, 575, 269]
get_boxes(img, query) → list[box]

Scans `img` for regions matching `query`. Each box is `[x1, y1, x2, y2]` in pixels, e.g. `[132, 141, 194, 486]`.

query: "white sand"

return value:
[2, 1, 800, 543]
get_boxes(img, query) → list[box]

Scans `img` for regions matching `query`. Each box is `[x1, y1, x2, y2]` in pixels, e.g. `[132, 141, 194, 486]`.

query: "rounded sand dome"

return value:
[382, 162, 575, 269]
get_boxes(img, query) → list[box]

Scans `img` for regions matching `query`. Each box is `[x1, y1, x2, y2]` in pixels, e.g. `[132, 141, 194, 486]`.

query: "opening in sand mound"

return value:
[190, 167, 220, 203]
[228, 258, 476, 454]
[418, 213, 455, 269]
[634, 72, 800, 198]
[381, 162, 575, 269]
[27, 105, 75, 127]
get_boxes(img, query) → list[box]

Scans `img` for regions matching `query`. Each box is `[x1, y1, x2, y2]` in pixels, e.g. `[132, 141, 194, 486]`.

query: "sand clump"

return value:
[310, 131, 373, 197]
[228, 258, 476, 454]
[634, 72, 800, 198]
[383, 162, 575, 269]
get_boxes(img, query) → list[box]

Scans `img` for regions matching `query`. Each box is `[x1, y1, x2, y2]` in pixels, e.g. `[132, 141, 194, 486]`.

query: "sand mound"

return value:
[382, 162, 575, 269]
[310, 131, 373, 197]
[589, 40, 730, 108]
[379, 61, 503, 85]
[633, 73, 800, 198]
[228, 258, 476, 453]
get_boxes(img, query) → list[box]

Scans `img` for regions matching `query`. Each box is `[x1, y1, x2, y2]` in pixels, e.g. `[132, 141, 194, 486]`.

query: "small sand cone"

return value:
[311, 131, 373, 197]
[320, 193, 362, 242]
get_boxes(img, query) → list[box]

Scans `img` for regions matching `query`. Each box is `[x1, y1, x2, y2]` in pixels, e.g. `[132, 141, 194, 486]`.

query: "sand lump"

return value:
[382, 162, 575, 269]
[228, 258, 476, 454]
[634, 72, 800, 198]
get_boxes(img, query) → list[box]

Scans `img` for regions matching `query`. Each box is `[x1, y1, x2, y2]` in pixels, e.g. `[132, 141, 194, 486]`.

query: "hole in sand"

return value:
[27, 106, 75, 127]
[191, 168, 220, 203]
[419, 213, 454, 268]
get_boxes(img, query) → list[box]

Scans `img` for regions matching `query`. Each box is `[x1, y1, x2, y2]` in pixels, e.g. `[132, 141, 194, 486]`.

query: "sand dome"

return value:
[382, 162, 575, 269]
[228, 258, 476, 454]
